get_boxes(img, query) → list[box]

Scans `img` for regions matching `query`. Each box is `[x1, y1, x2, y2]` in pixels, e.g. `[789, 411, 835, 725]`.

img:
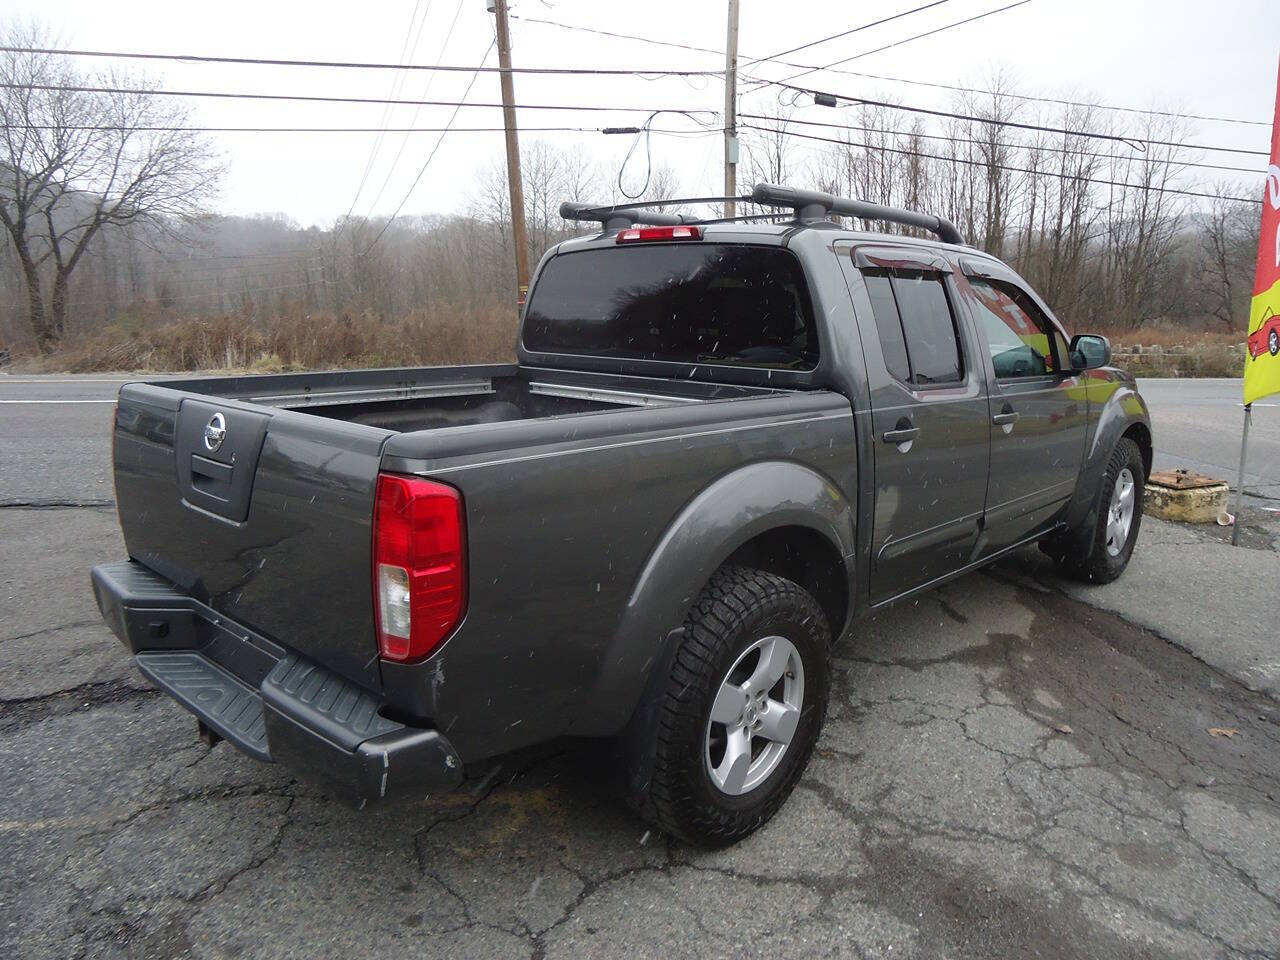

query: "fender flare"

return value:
[573, 460, 856, 736]
[1060, 379, 1152, 539]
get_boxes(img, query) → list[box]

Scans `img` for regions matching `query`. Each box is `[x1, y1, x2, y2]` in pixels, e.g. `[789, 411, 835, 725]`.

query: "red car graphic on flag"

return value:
[1248, 308, 1280, 360]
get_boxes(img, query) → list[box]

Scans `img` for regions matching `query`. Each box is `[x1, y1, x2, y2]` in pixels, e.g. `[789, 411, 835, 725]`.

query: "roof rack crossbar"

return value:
[750, 182, 965, 246]
[559, 201, 693, 233]
[559, 195, 753, 233]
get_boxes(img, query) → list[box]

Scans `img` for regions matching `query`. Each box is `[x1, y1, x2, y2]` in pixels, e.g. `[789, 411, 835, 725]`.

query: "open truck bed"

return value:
[99, 358, 852, 803]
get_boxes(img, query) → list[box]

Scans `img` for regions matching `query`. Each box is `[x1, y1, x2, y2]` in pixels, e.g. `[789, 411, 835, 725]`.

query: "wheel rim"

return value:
[1105, 467, 1136, 557]
[1270, 330, 1278, 355]
[704, 635, 805, 796]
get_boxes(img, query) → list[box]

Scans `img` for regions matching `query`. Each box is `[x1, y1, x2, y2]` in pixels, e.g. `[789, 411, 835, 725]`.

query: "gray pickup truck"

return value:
[92, 184, 1151, 846]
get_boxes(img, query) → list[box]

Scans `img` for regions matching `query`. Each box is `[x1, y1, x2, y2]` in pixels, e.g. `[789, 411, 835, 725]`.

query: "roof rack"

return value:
[558, 195, 747, 233]
[558, 185, 964, 245]
[749, 182, 965, 246]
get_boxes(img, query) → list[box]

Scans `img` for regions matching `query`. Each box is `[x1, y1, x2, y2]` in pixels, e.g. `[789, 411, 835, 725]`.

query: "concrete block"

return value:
[1145, 469, 1229, 524]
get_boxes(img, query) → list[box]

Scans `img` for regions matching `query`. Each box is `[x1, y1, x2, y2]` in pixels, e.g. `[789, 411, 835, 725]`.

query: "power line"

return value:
[0, 44, 723, 77]
[778, 0, 1036, 84]
[4, 82, 721, 118]
[747, 1, 955, 64]
[511, 14, 1270, 128]
[361, 38, 496, 255]
[18, 124, 712, 135]
[766, 68, 1272, 128]
[737, 113, 1266, 175]
[738, 123, 1263, 204]
[776, 85, 1271, 157]
[341, 0, 435, 232]
[361, 0, 468, 218]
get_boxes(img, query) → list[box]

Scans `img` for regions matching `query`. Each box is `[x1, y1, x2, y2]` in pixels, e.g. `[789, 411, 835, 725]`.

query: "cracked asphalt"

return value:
[2, 375, 1279, 959]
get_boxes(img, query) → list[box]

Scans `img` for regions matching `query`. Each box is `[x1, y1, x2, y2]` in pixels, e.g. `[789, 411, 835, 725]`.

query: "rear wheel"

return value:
[1269, 329, 1279, 356]
[627, 566, 830, 847]
[1044, 437, 1144, 584]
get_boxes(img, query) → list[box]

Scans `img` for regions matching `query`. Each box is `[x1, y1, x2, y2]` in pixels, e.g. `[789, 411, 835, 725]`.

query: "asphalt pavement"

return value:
[1, 373, 1278, 960]
[1138, 377, 1280, 505]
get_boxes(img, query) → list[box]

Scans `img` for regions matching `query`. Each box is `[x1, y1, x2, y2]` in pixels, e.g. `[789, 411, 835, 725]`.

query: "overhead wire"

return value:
[770, 86, 1271, 156]
[361, 36, 497, 255]
[744, 0, 956, 64]
[511, 15, 1271, 128]
[736, 113, 1267, 175]
[362, 0, 468, 218]
[339, 0, 434, 235]
[775, 0, 1037, 84]
[18, 124, 714, 134]
[0, 44, 724, 77]
[738, 122, 1263, 204]
[3, 83, 721, 117]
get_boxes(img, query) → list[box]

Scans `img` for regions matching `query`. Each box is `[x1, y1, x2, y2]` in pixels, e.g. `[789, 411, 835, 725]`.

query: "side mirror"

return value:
[1069, 334, 1111, 371]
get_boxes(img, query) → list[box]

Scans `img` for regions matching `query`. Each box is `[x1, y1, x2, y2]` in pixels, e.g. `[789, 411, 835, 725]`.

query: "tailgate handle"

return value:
[191, 454, 233, 487]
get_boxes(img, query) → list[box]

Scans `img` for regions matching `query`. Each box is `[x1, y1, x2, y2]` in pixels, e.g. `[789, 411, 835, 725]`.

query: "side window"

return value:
[967, 277, 1061, 379]
[863, 273, 911, 383]
[861, 267, 965, 386]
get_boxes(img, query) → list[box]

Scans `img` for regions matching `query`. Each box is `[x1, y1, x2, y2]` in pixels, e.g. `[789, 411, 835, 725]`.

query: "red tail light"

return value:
[372, 473, 467, 663]
[616, 225, 702, 243]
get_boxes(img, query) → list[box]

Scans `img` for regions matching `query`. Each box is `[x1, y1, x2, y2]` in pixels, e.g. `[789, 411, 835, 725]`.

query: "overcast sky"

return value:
[10, 0, 1279, 226]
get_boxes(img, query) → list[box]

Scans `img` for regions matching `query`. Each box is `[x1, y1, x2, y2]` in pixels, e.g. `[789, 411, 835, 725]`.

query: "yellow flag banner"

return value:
[1244, 57, 1280, 405]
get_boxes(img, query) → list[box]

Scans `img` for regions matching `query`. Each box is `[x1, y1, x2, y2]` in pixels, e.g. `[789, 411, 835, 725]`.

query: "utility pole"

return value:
[491, 0, 530, 306]
[723, 0, 740, 219]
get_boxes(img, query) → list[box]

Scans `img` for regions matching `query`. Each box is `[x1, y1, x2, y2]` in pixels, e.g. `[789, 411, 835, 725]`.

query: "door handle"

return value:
[992, 406, 1019, 434]
[882, 426, 920, 443]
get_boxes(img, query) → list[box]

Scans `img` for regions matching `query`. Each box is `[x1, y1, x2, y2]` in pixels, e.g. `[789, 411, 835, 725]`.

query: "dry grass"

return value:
[1101, 328, 1247, 378]
[1096, 327, 1244, 349]
[9, 311, 1252, 379]
[19, 303, 518, 374]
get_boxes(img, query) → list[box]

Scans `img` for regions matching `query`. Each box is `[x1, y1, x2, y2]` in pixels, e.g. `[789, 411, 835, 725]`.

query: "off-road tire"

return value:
[629, 566, 831, 847]
[1045, 437, 1145, 584]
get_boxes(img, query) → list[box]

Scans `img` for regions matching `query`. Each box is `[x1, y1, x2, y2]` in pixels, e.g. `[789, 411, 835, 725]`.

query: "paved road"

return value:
[2, 374, 1278, 960]
[1138, 378, 1280, 504]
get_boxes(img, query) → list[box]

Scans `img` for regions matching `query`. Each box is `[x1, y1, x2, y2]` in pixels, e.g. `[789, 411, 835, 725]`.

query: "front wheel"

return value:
[628, 566, 830, 846]
[1045, 437, 1145, 584]
[1269, 329, 1279, 356]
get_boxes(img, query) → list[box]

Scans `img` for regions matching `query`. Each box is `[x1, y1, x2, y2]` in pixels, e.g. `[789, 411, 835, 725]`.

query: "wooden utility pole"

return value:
[492, 0, 530, 305]
[723, 0, 740, 219]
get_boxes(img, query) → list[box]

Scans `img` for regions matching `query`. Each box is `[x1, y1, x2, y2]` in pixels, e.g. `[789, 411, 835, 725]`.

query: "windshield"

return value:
[522, 244, 819, 369]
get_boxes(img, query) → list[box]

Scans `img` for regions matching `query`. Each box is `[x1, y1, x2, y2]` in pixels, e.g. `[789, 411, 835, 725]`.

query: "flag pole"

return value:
[1232, 403, 1252, 546]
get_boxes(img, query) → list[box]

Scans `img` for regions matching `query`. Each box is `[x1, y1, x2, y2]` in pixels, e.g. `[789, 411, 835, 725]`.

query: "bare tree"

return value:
[1196, 186, 1260, 330]
[744, 104, 795, 188]
[0, 25, 221, 350]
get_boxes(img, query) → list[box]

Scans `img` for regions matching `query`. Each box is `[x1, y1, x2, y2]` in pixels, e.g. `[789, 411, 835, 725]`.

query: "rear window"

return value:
[860, 268, 964, 386]
[522, 244, 819, 369]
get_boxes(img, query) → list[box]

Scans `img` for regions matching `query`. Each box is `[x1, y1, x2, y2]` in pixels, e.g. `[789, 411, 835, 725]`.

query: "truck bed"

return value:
[110, 361, 852, 750]
[158, 363, 775, 431]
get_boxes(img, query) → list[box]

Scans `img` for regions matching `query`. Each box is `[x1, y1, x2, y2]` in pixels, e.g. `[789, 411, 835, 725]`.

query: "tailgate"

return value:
[112, 382, 390, 690]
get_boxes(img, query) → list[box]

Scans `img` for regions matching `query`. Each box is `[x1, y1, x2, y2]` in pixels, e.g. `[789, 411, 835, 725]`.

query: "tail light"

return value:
[372, 473, 467, 662]
[616, 225, 702, 243]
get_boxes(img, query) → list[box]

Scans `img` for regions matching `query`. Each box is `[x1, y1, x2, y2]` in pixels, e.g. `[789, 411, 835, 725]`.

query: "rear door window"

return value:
[860, 267, 964, 386]
[523, 244, 819, 369]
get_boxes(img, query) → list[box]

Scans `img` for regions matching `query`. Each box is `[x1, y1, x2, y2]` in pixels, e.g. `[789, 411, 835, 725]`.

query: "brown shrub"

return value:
[37, 301, 518, 374]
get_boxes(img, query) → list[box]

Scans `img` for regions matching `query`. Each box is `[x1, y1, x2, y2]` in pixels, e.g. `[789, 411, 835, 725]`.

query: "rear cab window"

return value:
[858, 263, 965, 388]
[523, 244, 819, 369]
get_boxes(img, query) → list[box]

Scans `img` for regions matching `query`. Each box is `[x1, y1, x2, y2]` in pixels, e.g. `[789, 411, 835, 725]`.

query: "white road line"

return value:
[0, 399, 116, 404]
[0, 378, 137, 383]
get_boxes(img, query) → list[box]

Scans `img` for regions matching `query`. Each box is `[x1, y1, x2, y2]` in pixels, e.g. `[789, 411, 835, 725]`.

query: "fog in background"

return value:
[1, 0, 1276, 363]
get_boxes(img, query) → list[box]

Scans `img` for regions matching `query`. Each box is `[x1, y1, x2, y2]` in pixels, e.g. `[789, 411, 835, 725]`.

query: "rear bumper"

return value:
[91, 560, 464, 807]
